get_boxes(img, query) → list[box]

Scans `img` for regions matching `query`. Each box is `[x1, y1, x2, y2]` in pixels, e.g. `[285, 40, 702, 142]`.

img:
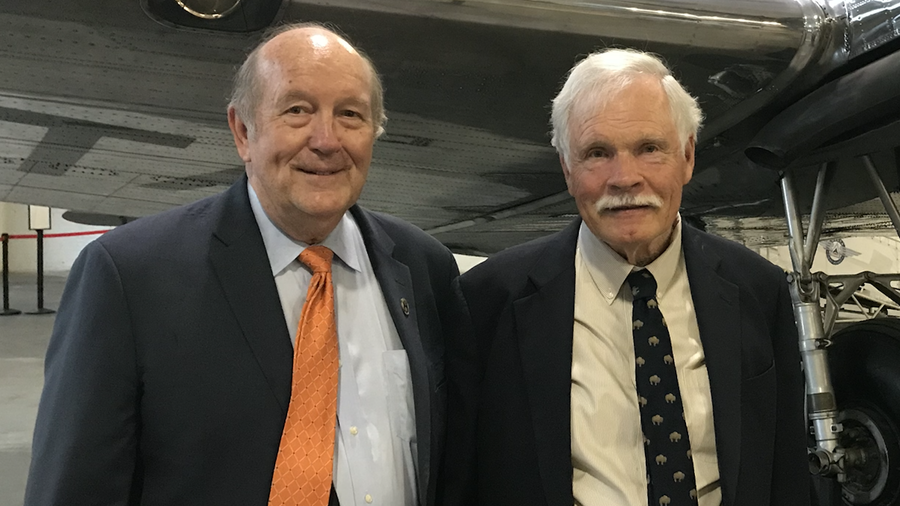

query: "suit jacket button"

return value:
[400, 298, 410, 316]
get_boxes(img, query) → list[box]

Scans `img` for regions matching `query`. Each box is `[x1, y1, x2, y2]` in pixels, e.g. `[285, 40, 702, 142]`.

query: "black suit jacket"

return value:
[441, 219, 809, 506]
[25, 178, 459, 506]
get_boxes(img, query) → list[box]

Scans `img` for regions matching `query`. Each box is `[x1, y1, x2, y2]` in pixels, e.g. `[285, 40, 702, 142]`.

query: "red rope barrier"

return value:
[6, 230, 110, 240]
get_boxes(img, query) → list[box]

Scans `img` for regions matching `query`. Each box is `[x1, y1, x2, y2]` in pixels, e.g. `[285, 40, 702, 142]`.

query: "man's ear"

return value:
[682, 135, 695, 184]
[560, 154, 575, 196]
[228, 107, 252, 163]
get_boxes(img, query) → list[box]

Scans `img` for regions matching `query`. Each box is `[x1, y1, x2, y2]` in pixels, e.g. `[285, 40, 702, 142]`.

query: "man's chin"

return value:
[594, 222, 656, 247]
[290, 188, 358, 214]
[295, 204, 353, 222]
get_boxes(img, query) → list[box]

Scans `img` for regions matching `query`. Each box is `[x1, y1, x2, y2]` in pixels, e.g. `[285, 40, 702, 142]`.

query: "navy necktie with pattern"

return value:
[627, 270, 698, 505]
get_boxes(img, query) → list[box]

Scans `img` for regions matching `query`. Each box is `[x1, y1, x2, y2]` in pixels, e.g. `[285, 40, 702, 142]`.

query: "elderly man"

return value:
[441, 49, 808, 506]
[26, 24, 459, 506]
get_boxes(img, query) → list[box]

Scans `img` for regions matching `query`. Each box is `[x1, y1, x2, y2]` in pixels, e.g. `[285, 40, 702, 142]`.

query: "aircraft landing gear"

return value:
[780, 157, 900, 506]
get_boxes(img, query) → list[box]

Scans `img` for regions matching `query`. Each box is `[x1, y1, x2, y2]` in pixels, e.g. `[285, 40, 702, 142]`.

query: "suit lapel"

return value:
[682, 226, 741, 506]
[208, 178, 293, 414]
[514, 219, 580, 506]
[351, 206, 433, 505]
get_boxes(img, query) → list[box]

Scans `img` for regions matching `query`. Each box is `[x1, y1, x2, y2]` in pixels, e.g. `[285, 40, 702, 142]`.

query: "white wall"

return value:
[755, 236, 900, 308]
[1, 201, 488, 275]
[0, 202, 111, 274]
[453, 253, 486, 274]
[755, 236, 900, 275]
[5, 198, 900, 280]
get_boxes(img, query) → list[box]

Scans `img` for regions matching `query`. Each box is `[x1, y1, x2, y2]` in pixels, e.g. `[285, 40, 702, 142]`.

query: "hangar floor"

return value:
[0, 273, 65, 506]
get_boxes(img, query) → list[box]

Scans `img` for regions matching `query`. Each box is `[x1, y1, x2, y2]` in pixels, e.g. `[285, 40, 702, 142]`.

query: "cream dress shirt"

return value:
[571, 218, 722, 506]
[249, 184, 418, 506]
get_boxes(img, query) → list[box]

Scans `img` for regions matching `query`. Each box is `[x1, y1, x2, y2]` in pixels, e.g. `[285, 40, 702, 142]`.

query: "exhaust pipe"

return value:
[745, 48, 900, 171]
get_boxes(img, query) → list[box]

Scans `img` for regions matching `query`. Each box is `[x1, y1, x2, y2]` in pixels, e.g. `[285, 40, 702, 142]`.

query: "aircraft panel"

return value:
[90, 195, 206, 217]
[4, 186, 106, 214]
[1, 0, 900, 253]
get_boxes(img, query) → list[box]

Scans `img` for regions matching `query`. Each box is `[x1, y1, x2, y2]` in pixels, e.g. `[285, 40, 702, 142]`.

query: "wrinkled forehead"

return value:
[255, 33, 372, 102]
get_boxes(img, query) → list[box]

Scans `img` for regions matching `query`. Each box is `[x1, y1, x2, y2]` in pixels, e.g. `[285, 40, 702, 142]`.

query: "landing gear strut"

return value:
[781, 157, 900, 505]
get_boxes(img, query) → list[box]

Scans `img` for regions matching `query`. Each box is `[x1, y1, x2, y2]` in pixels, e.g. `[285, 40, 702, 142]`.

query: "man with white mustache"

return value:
[441, 49, 809, 506]
[595, 193, 664, 216]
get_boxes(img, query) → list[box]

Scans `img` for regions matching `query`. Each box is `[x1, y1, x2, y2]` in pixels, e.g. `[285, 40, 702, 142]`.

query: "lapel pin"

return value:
[400, 298, 410, 316]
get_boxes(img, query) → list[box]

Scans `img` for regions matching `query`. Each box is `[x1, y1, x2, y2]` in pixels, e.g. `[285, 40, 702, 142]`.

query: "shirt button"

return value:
[350, 426, 358, 435]
[365, 494, 373, 503]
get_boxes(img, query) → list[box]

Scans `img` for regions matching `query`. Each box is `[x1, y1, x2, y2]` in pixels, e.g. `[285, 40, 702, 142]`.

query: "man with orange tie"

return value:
[25, 24, 459, 506]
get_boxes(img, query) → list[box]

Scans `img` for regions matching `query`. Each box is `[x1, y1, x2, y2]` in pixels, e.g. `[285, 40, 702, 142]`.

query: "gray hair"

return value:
[228, 22, 387, 137]
[550, 48, 702, 164]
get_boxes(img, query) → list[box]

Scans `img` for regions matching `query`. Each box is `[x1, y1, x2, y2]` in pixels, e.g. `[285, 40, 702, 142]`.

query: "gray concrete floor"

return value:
[0, 272, 66, 506]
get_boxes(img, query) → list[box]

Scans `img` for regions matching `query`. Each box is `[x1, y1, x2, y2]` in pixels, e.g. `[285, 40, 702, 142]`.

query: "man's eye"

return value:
[587, 149, 608, 159]
[643, 145, 659, 153]
[286, 106, 306, 114]
[341, 110, 362, 118]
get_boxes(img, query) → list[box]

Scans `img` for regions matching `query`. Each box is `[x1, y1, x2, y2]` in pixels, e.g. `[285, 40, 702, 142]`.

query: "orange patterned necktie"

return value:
[269, 245, 339, 506]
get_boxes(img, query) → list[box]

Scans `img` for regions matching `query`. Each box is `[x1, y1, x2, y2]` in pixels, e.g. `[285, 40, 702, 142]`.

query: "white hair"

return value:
[550, 48, 703, 164]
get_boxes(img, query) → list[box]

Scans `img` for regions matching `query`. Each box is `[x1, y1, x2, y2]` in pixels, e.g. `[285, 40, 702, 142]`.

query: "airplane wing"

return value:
[1, 0, 899, 254]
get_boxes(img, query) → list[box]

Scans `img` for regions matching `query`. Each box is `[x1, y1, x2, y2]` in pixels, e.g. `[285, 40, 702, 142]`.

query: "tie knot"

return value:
[299, 245, 334, 273]
[626, 270, 658, 300]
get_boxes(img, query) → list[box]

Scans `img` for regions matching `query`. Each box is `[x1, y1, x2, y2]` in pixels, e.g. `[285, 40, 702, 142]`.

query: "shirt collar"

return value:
[247, 181, 362, 276]
[577, 215, 683, 304]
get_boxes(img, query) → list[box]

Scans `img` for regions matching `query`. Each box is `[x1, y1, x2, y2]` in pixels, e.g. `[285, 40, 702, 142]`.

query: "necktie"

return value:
[627, 270, 698, 505]
[269, 245, 339, 506]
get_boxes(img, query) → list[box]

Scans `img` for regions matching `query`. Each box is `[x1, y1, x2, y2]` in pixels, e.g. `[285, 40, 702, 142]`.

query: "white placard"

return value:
[28, 205, 51, 231]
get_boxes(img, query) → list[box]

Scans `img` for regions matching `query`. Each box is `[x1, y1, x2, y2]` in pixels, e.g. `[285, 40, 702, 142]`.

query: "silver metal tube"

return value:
[803, 162, 832, 266]
[781, 170, 842, 473]
[863, 155, 900, 239]
[290, 0, 843, 141]
[795, 301, 841, 454]
[309, 0, 810, 49]
[780, 172, 809, 283]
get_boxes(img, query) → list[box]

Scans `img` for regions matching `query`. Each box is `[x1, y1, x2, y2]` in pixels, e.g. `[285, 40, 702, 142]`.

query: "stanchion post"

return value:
[1, 233, 22, 316]
[26, 229, 54, 315]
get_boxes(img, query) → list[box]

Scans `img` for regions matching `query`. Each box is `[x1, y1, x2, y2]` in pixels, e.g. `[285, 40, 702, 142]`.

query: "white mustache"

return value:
[594, 193, 663, 212]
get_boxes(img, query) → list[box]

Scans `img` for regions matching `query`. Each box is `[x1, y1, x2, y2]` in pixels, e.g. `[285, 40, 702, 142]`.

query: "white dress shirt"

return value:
[248, 183, 418, 506]
[571, 217, 722, 506]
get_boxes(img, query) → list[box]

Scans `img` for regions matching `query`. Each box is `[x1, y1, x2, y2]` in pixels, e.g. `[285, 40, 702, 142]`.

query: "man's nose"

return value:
[607, 154, 642, 190]
[307, 113, 342, 155]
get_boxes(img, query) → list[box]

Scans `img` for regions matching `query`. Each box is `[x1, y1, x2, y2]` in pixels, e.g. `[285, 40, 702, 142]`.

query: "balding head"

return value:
[229, 23, 386, 137]
[226, 22, 382, 244]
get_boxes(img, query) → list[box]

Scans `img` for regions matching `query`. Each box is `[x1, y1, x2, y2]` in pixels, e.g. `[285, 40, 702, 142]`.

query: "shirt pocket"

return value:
[382, 350, 416, 441]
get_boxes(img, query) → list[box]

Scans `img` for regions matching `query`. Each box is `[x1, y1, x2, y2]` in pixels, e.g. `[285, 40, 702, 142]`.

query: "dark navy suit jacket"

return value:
[26, 177, 459, 506]
[441, 219, 809, 506]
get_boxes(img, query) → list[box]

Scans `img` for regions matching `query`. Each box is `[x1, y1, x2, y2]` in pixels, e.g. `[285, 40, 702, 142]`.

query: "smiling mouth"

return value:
[298, 167, 341, 176]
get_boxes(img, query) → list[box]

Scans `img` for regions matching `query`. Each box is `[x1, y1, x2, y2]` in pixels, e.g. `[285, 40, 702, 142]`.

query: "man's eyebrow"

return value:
[637, 135, 670, 147]
[581, 140, 613, 151]
[276, 91, 370, 110]
[339, 96, 371, 109]
[276, 90, 312, 105]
